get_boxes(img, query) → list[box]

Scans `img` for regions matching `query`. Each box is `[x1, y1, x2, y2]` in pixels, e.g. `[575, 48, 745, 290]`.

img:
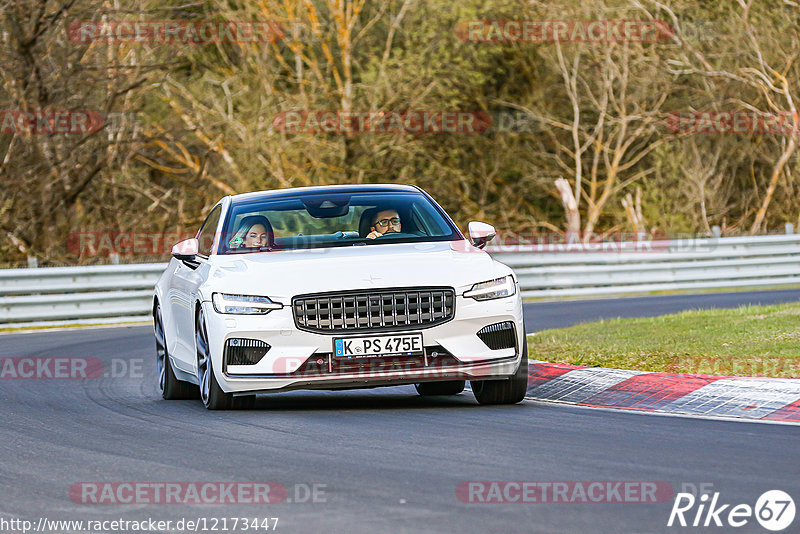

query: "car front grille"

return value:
[293, 288, 455, 333]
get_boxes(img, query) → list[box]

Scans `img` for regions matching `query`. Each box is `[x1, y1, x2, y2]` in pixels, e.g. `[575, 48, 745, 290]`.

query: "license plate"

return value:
[333, 333, 423, 358]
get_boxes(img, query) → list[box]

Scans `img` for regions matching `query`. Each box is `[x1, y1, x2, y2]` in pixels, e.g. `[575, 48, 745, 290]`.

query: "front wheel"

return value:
[196, 307, 236, 410]
[155, 303, 198, 400]
[471, 336, 529, 405]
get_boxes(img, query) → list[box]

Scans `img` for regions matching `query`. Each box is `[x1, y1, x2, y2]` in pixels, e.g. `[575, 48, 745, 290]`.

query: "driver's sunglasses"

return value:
[374, 217, 401, 228]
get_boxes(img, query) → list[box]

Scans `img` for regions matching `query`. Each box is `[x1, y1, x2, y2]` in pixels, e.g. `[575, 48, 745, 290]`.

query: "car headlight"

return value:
[212, 293, 283, 315]
[463, 275, 516, 301]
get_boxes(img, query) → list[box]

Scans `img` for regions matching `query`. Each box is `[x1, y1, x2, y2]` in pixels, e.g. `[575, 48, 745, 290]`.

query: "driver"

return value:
[366, 209, 402, 239]
[230, 215, 272, 248]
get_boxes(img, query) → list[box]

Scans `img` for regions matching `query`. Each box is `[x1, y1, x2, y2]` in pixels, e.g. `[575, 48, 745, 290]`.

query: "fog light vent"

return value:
[225, 338, 271, 366]
[476, 322, 516, 350]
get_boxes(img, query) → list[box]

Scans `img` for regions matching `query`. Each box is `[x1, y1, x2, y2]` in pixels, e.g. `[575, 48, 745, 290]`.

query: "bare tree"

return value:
[638, 0, 800, 234]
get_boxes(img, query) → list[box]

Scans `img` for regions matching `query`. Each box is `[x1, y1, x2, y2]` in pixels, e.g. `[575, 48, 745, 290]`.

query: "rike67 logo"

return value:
[668, 489, 795, 531]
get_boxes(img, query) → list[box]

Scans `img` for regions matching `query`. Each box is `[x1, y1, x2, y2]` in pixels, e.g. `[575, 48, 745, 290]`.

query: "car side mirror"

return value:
[468, 221, 496, 249]
[172, 238, 199, 262]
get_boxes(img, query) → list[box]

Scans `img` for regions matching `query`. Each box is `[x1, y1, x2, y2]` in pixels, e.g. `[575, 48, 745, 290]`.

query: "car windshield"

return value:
[218, 191, 461, 253]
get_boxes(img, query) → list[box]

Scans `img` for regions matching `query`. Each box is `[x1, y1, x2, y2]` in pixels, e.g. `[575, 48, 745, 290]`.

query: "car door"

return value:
[168, 205, 221, 371]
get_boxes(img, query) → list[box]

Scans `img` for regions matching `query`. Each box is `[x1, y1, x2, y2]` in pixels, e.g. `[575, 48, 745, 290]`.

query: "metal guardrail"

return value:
[486, 233, 800, 298]
[1, 234, 799, 328]
[0, 264, 166, 327]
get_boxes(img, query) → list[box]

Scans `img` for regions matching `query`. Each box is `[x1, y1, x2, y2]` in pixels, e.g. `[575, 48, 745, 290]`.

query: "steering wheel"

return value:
[333, 231, 361, 239]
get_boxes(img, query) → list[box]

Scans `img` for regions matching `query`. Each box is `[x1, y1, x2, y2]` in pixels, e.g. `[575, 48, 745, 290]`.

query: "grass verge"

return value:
[527, 302, 800, 378]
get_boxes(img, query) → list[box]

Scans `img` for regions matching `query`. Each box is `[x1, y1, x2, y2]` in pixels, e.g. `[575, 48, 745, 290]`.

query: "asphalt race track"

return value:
[1, 290, 799, 533]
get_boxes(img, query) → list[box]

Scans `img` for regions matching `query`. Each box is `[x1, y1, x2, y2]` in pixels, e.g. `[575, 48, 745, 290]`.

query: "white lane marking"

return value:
[521, 398, 800, 426]
[660, 378, 800, 419]
[526, 367, 646, 404]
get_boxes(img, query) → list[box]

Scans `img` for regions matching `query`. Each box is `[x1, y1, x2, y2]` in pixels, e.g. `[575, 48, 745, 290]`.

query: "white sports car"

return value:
[153, 184, 527, 409]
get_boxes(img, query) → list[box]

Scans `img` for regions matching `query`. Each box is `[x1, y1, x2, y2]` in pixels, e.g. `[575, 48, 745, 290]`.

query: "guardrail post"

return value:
[27, 256, 38, 268]
[786, 223, 794, 234]
[711, 226, 721, 238]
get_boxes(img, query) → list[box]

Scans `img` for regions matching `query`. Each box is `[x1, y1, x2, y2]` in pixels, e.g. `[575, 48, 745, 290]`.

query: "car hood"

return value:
[205, 240, 507, 300]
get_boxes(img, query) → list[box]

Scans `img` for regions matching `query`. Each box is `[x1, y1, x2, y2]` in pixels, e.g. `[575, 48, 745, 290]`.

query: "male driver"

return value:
[366, 209, 402, 239]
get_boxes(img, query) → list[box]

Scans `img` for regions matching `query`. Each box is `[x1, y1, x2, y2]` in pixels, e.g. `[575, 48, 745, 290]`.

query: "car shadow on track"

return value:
[204, 387, 528, 412]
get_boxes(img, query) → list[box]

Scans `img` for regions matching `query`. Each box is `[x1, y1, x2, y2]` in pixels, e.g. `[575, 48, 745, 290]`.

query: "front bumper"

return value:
[202, 292, 524, 394]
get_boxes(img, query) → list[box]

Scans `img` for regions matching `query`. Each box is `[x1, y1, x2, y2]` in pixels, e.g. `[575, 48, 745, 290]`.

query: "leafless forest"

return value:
[1, 0, 799, 265]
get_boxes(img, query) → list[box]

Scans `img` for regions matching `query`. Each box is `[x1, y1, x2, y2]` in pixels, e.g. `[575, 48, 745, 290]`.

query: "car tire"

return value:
[471, 335, 529, 405]
[155, 303, 199, 400]
[196, 307, 235, 410]
[414, 380, 465, 396]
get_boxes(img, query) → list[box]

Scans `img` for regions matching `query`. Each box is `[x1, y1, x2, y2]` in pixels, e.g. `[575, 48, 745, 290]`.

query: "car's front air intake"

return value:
[476, 321, 516, 350]
[293, 288, 455, 333]
[224, 338, 271, 366]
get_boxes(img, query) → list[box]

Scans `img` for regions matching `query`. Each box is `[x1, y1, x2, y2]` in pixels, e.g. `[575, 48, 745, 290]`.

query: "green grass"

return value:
[527, 302, 800, 378]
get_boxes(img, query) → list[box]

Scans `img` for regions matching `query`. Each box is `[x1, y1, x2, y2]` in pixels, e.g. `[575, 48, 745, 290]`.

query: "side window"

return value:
[197, 206, 222, 257]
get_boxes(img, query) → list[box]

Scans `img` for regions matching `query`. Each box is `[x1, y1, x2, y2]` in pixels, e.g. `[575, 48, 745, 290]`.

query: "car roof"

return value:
[229, 184, 421, 204]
